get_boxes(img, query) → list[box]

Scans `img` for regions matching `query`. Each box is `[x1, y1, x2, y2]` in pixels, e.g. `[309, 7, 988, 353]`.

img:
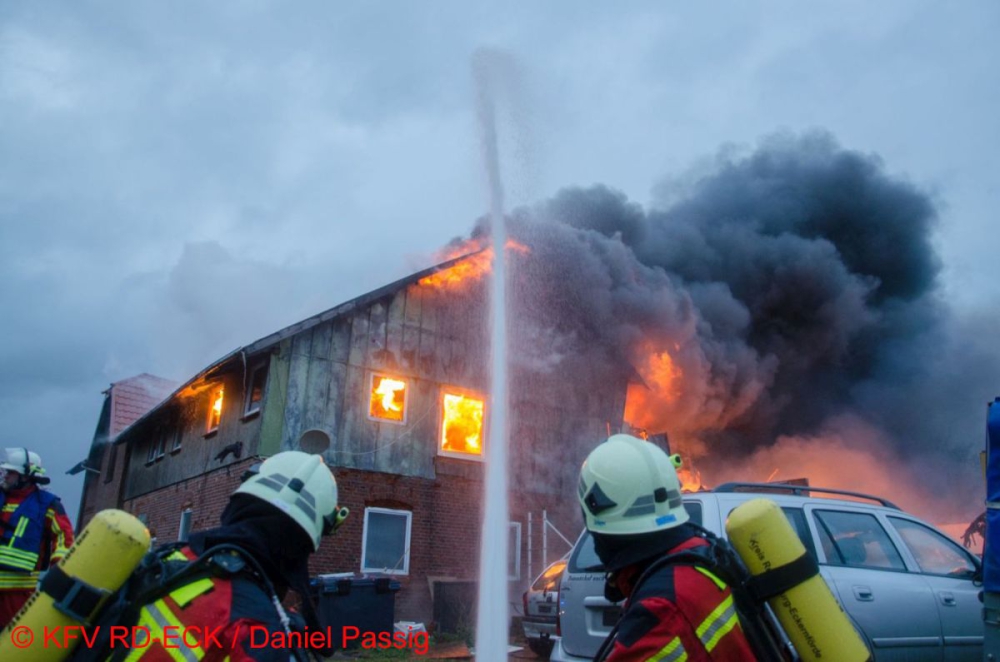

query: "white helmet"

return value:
[0, 448, 49, 484]
[578, 434, 688, 535]
[236, 451, 348, 550]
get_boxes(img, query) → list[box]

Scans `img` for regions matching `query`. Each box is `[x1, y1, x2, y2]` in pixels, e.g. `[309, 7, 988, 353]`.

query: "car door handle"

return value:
[852, 585, 874, 602]
[939, 591, 956, 607]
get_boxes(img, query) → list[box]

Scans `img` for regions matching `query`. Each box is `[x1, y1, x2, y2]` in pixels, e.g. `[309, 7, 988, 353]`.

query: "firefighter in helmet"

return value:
[0, 448, 74, 628]
[75, 451, 348, 662]
[579, 435, 757, 662]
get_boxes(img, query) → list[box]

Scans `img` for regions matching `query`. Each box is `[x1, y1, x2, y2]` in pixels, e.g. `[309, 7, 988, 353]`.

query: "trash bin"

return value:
[312, 576, 401, 648]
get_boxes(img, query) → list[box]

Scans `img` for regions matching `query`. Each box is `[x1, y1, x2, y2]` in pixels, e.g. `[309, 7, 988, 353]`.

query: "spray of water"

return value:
[474, 50, 510, 660]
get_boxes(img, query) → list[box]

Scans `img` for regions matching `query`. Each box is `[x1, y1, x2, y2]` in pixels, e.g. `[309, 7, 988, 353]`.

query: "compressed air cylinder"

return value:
[0, 509, 150, 661]
[726, 498, 870, 662]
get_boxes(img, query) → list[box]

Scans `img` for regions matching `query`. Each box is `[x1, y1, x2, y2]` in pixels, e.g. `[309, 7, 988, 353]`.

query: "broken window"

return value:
[361, 507, 411, 575]
[207, 387, 224, 433]
[244, 363, 268, 417]
[440, 390, 485, 458]
[368, 374, 408, 423]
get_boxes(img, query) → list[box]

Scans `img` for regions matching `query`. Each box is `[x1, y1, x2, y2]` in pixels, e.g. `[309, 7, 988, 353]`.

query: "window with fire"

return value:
[440, 390, 485, 459]
[369, 374, 408, 423]
[207, 386, 224, 434]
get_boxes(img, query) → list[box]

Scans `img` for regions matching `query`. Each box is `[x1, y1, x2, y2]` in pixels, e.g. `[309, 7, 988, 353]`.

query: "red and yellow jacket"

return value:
[107, 546, 302, 662]
[0, 485, 74, 590]
[604, 537, 757, 662]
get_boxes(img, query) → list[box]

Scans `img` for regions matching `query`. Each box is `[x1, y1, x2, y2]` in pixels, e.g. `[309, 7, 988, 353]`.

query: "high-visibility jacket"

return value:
[96, 546, 305, 662]
[603, 537, 758, 662]
[0, 485, 74, 589]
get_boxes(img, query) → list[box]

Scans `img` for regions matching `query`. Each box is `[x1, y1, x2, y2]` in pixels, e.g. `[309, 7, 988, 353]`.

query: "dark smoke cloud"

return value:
[501, 130, 995, 521]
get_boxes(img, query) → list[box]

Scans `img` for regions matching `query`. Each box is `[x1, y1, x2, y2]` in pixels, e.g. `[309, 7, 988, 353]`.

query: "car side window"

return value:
[888, 517, 976, 578]
[781, 507, 818, 562]
[813, 510, 906, 571]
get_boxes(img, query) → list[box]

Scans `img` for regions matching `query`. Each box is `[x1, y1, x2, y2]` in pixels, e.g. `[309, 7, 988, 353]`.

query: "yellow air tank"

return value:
[726, 498, 870, 662]
[0, 509, 150, 661]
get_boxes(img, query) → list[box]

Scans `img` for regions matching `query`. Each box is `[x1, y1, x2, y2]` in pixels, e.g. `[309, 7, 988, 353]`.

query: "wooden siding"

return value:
[274, 284, 491, 479]
[122, 357, 269, 500]
[120, 274, 630, 501]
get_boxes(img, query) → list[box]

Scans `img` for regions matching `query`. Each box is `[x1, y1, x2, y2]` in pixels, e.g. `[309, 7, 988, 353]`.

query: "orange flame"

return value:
[209, 387, 224, 430]
[370, 376, 407, 422]
[624, 343, 683, 430]
[441, 392, 485, 455]
[419, 239, 529, 289]
[678, 466, 705, 493]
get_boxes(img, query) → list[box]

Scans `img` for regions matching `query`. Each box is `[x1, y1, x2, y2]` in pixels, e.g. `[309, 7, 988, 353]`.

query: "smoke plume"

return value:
[496, 131, 994, 522]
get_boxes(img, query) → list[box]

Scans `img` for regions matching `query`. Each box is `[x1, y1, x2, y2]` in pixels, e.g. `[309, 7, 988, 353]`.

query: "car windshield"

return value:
[531, 560, 567, 590]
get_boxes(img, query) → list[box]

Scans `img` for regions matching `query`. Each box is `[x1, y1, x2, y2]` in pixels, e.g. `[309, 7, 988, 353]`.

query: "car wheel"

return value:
[528, 638, 554, 657]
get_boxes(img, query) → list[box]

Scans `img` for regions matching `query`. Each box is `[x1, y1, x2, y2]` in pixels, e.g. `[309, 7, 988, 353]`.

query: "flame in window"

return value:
[370, 376, 407, 422]
[209, 388, 224, 430]
[441, 392, 485, 456]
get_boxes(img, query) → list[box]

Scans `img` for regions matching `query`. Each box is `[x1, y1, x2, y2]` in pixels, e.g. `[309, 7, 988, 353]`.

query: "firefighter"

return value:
[0, 447, 74, 628]
[74, 451, 349, 662]
[578, 434, 757, 662]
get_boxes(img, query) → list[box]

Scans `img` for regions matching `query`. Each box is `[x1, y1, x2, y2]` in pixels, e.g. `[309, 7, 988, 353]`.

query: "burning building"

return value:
[75, 245, 639, 625]
[76, 131, 991, 626]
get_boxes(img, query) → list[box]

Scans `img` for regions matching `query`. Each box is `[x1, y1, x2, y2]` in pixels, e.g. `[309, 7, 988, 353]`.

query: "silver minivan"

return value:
[552, 483, 983, 662]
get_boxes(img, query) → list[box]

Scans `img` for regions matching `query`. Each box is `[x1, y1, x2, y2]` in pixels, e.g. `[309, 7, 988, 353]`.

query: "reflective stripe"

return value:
[0, 548, 38, 571]
[124, 599, 204, 662]
[169, 577, 214, 607]
[696, 594, 740, 653]
[694, 567, 726, 590]
[0, 573, 39, 589]
[646, 636, 687, 662]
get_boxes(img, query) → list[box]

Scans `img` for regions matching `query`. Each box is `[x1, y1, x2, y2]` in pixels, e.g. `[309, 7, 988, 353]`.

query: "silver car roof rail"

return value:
[711, 482, 901, 510]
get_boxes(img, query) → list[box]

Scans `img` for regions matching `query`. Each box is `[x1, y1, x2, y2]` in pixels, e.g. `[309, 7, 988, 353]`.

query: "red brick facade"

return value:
[121, 456, 581, 625]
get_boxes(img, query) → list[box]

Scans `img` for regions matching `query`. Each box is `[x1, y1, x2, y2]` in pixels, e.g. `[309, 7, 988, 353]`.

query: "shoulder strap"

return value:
[625, 530, 788, 662]
[69, 543, 261, 662]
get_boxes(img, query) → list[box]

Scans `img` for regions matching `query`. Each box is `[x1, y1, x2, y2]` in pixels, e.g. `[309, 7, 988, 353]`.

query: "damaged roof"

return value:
[110, 252, 479, 444]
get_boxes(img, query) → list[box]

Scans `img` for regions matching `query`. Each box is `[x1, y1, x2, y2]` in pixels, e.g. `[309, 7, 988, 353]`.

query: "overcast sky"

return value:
[2, 2, 998, 524]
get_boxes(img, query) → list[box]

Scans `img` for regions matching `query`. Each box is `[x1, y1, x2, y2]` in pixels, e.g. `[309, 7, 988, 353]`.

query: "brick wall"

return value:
[119, 459, 582, 627]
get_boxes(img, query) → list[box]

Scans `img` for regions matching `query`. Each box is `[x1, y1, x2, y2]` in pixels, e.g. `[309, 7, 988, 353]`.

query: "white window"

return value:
[244, 364, 268, 417]
[361, 507, 412, 575]
[146, 431, 168, 464]
[508, 521, 521, 580]
[170, 429, 183, 454]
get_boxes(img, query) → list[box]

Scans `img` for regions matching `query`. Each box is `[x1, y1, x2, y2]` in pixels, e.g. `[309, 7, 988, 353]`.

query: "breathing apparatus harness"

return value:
[68, 542, 314, 662]
[593, 524, 794, 662]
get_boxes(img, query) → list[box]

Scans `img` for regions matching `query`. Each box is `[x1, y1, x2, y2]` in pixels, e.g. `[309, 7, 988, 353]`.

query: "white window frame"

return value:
[146, 431, 167, 464]
[360, 507, 412, 576]
[367, 372, 409, 425]
[438, 387, 487, 461]
[243, 363, 268, 417]
[508, 521, 522, 581]
[169, 428, 183, 454]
